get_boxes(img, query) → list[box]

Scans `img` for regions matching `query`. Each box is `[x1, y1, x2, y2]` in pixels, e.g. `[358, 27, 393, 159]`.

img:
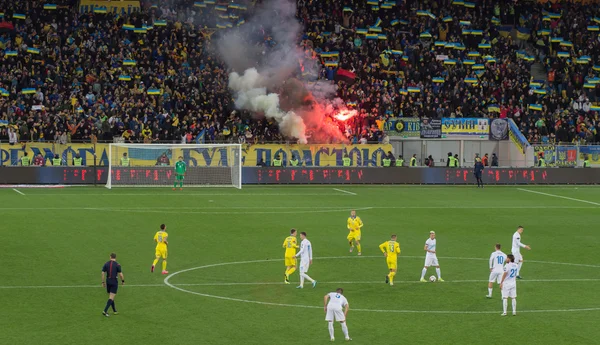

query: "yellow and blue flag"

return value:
[390, 19, 399, 26]
[367, 0, 378, 5]
[13, 13, 26, 20]
[324, 61, 339, 67]
[435, 41, 446, 47]
[539, 29, 551, 36]
[374, 18, 382, 27]
[369, 26, 382, 32]
[44, 4, 57, 10]
[154, 20, 167, 26]
[452, 0, 464, 5]
[366, 34, 378, 40]
[119, 75, 132, 81]
[560, 41, 573, 47]
[557, 52, 569, 58]
[391, 50, 402, 55]
[432, 77, 445, 83]
[205, 0, 215, 4]
[444, 59, 457, 65]
[0, 88, 9, 97]
[534, 89, 547, 95]
[498, 25, 511, 37]
[123, 24, 135, 30]
[134, 28, 147, 34]
[378, 34, 387, 40]
[464, 2, 475, 8]
[236, 19, 245, 26]
[27, 48, 40, 54]
[460, 20, 471, 26]
[355, 28, 368, 34]
[588, 26, 599, 31]
[529, 104, 542, 111]
[215, 5, 227, 11]
[94, 7, 107, 13]
[123, 59, 137, 66]
[551, 37, 563, 43]
[473, 64, 485, 70]
[229, 3, 240, 9]
[463, 59, 475, 65]
[576, 58, 589, 64]
[400, 89, 408, 95]
[238, 5, 247, 10]
[464, 77, 478, 84]
[491, 17, 500, 25]
[584, 83, 596, 89]
[381, 3, 392, 9]
[420, 31, 432, 38]
[343, 7, 353, 12]
[516, 27, 531, 40]
[454, 44, 466, 50]
[347, 101, 357, 107]
[478, 43, 491, 49]
[4, 50, 17, 57]
[488, 104, 500, 112]
[443, 16, 453, 22]
[147, 89, 161, 95]
[467, 51, 480, 57]
[591, 105, 600, 111]
[22, 88, 36, 94]
[462, 29, 472, 35]
[408, 87, 421, 93]
[594, 65, 600, 72]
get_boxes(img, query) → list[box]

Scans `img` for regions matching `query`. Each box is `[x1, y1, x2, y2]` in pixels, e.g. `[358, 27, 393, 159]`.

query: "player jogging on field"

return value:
[500, 254, 519, 316]
[347, 210, 363, 256]
[420, 231, 444, 282]
[295, 232, 316, 289]
[512, 226, 531, 279]
[379, 234, 401, 286]
[152, 224, 169, 274]
[283, 229, 299, 284]
[324, 288, 351, 341]
[174, 156, 186, 190]
[487, 243, 507, 298]
[101, 253, 124, 317]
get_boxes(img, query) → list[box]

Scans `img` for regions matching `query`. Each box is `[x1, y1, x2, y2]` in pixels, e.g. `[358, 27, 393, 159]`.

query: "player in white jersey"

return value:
[420, 231, 444, 282]
[295, 232, 317, 289]
[324, 288, 351, 341]
[486, 243, 507, 298]
[511, 226, 531, 279]
[500, 254, 519, 316]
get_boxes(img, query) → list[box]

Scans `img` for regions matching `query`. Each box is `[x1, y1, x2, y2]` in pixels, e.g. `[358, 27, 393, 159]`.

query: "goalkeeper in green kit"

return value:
[173, 156, 187, 190]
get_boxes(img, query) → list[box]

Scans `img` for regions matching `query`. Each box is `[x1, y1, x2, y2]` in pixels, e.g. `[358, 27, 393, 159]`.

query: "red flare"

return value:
[333, 109, 357, 122]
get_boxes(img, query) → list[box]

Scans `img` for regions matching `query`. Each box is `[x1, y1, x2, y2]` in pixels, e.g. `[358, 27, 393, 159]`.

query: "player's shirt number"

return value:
[497, 256, 504, 265]
[389, 244, 395, 252]
[158, 235, 163, 242]
[509, 269, 517, 278]
[287, 241, 293, 248]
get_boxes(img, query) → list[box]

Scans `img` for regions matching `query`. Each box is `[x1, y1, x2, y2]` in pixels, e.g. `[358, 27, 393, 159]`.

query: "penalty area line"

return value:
[517, 188, 600, 206]
[333, 188, 357, 195]
[12, 188, 25, 196]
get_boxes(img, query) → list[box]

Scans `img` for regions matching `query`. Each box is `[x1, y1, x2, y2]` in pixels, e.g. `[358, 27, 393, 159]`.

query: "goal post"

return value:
[105, 143, 242, 189]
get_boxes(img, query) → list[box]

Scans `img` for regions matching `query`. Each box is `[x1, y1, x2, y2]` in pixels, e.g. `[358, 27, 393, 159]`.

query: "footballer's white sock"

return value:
[301, 273, 314, 283]
[512, 299, 517, 314]
[328, 322, 334, 339]
[420, 268, 427, 280]
[341, 322, 349, 338]
[488, 288, 493, 296]
[517, 262, 523, 275]
[502, 299, 508, 314]
[299, 274, 304, 287]
[436, 268, 442, 279]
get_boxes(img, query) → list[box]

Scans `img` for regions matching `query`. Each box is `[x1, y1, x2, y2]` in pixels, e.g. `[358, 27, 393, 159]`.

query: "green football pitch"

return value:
[2, 185, 600, 345]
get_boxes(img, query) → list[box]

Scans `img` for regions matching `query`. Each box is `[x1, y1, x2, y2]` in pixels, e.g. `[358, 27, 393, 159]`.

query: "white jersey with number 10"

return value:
[489, 250, 507, 273]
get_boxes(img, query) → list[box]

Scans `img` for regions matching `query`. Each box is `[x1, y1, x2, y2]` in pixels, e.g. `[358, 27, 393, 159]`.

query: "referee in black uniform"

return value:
[101, 253, 125, 317]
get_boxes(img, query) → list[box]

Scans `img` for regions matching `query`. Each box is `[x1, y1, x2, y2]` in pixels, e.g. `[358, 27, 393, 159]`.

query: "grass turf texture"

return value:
[2, 185, 600, 345]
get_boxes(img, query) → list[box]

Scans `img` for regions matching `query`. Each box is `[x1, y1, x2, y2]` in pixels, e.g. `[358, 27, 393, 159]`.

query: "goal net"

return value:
[105, 144, 242, 189]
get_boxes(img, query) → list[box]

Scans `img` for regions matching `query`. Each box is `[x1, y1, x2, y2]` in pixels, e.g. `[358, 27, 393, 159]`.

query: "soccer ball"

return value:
[429, 275, 437, 282]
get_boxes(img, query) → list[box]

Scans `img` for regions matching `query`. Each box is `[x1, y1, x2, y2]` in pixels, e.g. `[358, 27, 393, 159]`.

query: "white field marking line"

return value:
[332, 188, 357, 195]
[164, 256, 600, 315]
[518, 188, 600, 206]
[15, 193, 350, 197]
[12, 188, 25, 196]
[3, 256, 599, 290]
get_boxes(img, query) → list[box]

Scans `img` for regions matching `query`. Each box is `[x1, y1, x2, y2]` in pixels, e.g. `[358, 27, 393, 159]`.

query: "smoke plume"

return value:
[218, 0, 350, 144]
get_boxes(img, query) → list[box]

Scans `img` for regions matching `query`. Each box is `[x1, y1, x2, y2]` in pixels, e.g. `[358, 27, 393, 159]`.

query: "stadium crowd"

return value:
[0, 0, 599, 146]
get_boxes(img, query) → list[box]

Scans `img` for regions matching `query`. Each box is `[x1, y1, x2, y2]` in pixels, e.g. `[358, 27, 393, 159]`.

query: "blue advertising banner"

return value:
[441, 118, 490, 137]
[383, 118, 420, 137]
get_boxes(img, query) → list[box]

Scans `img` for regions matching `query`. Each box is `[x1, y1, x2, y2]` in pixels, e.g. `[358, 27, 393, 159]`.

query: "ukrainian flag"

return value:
[229, 3, 240, 9]
[444, 59, 457, 65]
[0, 88, 9, 97]
[238, 5, 247, 10]
[416, 10, 428, 16]
[542, 16, 551, 22]
[452, 0, 464, 5]
[460, 20, 471, 26]
[123, 24, 135, 30]
[21, 88, 36, 94]
[13, 13, 26, 20]
[194, 2, 206, 7]
[584, 83, 596, 89]
[464, 77, 478, 84]
[215, 5, 227, 11]
[478, 43, 491, 49]
[470, 30, 483, 35]
[371, 5, 379, 10]
[580, 55, 592, 61]
[473, 64, 485, 70]
[205, 0, 215, 4]
[143, 24, 153, 30]
[381, 3, 392, 9]
[420, 32, 432, 38]
[587, 77, 600, 84]
[491, 17, 500, 25]
[134, 28, 147, 34]
[219, 14, 229, 19]
[530, 81, 542, 88]
[524, 56, 535, 62]
[454, 44, 466, 50]
[594, 17, 600, 24]
[27, 48, 40, 54]
[498, 26, 511, 37]
[594, 65, 600, 72]
[557, 52, 569, 58]
[444, 43, 456, 48]
[529, 104, 542, 111]
[402, 56, 408, 61]
[119, 75, 132, 81]
[320, 52, 336, 58]
[435, 41, 446, 47]
[154, 20, 167, 26]
[151, 4, 158, 8]
[464, 2, 475, 8]
[516, 27, 531, 40]
[374, 18, 382, 27]
[588, 26, 599, 31]
[591, 105, 600, 111]
[486, 58, 497, 63]
[539, 29, 551, 36]
[443, 16, 453, 22]
[560, 41, 573, 47]
[229, 13, 238, 19]
[347, 101, 357, 107]
[408, 87, 421, 93]
[216, 23, 227, 29]
[487, 104, 500, 112]
[400, 89, 408, 95]
[0, 13, 4, 18]
[367, 0, 378, 5]
[548, 12, 561, 19]
[369, 26, 382, 33]
[366, 34, 378, 40]
[226, 23, 233, 28]
[355, 28, 368, 34]
[399, 19, 409, 25]
[44, 4, 57, 10]
[147, 89, 161, 95]
[123, 59, 137, 66]
[343, 7, 353, 12]
[432, 77, 445, 83]
[463, 59, 475, 65]
[534, 89, 547, 95]
[390, 19, 399, 26]
[467, 51, 480, 57]
[391, 50, 402, 55]
[550, 37, 563, 43]
[576, 58, 589, 64]
[324, 61, 339, 67]
[384, 1, 396, 5]
[378, 34, 387, 40]
[462, 29, 472, 35]
[94, 7, 107, 13]
[4, 50, 17, 57]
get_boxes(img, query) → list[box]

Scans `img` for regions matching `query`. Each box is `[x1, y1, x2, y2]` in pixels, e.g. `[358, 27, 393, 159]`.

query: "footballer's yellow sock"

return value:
[162, 260, 167, 271]
[356, 244, 362, 253]
[152, 258, 159, 266]
[288, 267, 296, 276]
[389, 272, 396, 284]
[284, 268, 290, 277]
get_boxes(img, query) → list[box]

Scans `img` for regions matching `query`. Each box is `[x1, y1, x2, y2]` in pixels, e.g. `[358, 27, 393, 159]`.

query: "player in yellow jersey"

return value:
[283, 229, 299, 284]
[346, 210, 363, 255]
[379, 234, 401, 286]
[152, 224, 169, 275]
